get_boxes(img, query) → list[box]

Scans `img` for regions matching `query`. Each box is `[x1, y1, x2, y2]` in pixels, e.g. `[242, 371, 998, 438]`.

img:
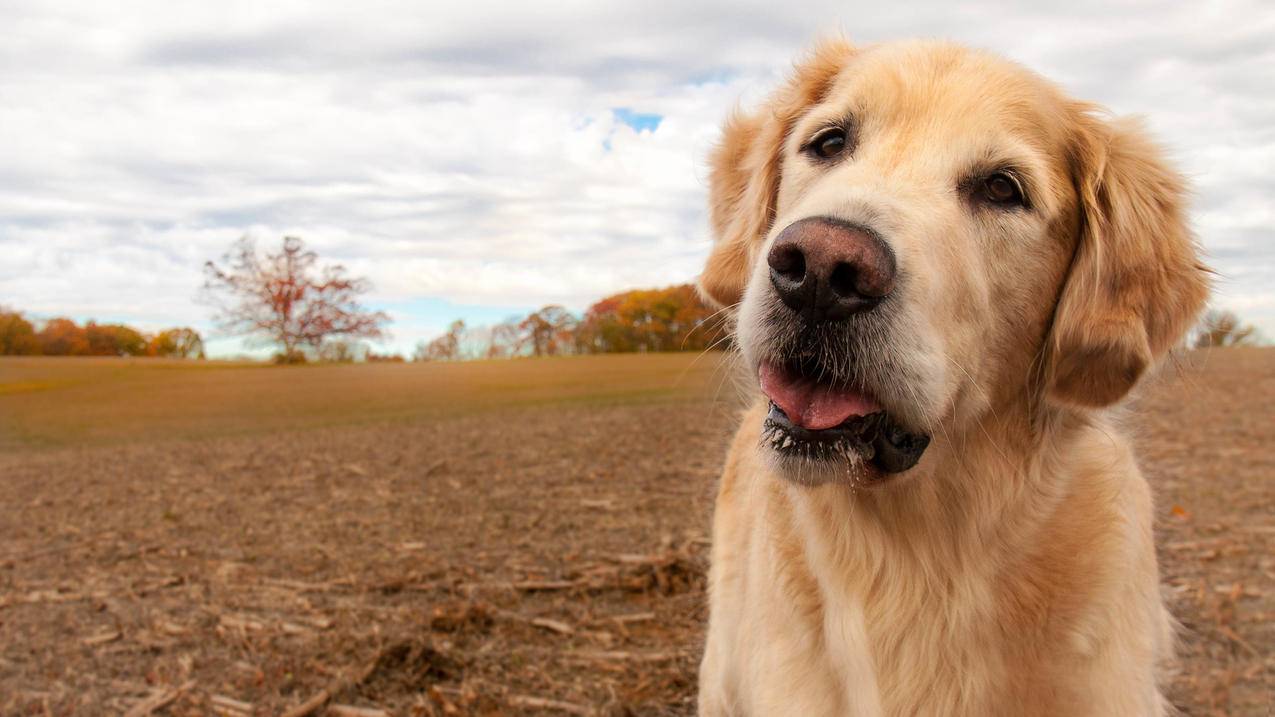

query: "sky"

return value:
[1, 1, 1272, 356]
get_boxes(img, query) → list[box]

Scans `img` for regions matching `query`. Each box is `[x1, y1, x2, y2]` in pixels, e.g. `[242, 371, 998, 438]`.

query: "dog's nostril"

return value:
[828, 263, 858, 298]
[770, 246, 806, 283]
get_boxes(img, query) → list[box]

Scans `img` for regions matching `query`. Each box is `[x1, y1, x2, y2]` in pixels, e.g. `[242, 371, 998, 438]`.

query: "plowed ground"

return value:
[1, 349, 1270, 715]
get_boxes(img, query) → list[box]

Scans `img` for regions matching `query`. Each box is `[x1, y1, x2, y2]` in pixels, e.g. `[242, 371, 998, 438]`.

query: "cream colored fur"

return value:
[697, 39, 1208, 716]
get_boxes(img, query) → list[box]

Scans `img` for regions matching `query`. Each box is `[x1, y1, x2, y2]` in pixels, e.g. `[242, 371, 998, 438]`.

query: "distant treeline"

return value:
[415, 283, 728, 361]
[4, 295, 1262, 363]
[0, 310, 204, 358]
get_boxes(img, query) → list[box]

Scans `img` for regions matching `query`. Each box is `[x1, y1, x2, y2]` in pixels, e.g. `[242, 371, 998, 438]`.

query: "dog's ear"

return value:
[698, 39, 855, 308]
[1046, 107, 1210, 408]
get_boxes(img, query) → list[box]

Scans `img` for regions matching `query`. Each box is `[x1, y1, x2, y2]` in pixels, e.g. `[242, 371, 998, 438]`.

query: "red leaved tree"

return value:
[203, 236, 389, 362]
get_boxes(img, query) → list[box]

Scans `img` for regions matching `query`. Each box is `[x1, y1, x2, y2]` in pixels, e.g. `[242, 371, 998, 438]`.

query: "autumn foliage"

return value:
[577, 284, 727, 353]
[415, 284, 728, 361]
[0, 308, 204, 357]
[203, 236, 389, 363]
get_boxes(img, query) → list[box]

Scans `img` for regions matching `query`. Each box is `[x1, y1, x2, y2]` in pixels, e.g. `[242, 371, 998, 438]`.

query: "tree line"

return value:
[202, 235, 730, 362]
[2, 235, 1262, 361]
[0, 310, 204, 358]
[414, 284, 729, 361]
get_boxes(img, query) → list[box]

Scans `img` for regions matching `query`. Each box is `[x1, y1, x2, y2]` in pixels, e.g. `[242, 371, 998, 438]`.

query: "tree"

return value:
[203, 236, 389, 362]
[148, 328, 206, 358]
[577, 284, 727, 354]
[318, 338, 369, 362]
[1194, 308, 1261, 348]
[85, 322, 147, 356]
[37, 318, 90, 356]
[0, 309, 40, 355]
[519, 305, 577, 357]
[415, 319, 466, 361]
[485, 317, 524, 358]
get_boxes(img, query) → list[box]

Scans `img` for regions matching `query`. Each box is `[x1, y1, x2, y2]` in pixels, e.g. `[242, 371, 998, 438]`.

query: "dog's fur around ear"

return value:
[1047, 107, 1210, 408]
[698, 39, 855, 309]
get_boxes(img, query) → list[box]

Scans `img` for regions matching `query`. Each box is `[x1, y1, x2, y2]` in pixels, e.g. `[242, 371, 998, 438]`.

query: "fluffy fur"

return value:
[697, 39, 1209, 716]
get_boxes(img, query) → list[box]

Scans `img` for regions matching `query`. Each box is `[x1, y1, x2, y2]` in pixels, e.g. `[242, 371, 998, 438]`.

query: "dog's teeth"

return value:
[783, 436, 794, 449]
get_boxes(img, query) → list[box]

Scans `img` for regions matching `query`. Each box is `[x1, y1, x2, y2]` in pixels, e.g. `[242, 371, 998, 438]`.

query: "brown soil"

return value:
[0, 348, 1270, 715]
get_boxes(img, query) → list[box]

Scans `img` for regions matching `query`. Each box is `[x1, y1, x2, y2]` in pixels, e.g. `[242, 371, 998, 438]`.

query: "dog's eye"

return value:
[980, 172, 1026, 206]
[807, 128, 847, 159]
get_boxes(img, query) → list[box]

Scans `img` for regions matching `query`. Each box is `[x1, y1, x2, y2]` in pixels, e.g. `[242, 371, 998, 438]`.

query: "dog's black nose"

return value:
[767, 217, 895, 321]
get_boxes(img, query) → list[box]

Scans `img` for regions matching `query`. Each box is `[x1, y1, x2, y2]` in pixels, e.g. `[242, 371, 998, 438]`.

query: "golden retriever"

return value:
[696, 39, 1209, 716]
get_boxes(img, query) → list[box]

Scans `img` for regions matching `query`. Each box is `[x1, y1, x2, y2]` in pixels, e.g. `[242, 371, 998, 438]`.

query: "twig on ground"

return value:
[511, 579, 579, 591]
[507, 694, 592, 715]
[209, 694, 254, 716]
[567, 650, 682, 663]
[328, 705, 390, 717]
[280, 640, 409, 717]
[530, 617, 575, 635]
[122, 680, 194, 717]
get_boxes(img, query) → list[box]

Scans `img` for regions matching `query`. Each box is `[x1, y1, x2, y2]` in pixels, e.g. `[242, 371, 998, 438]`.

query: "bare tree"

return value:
[149, 327, 205, 358]
[318, 338, 367, 363]
[519, 305, 578, 357]
[1194, 308, 1261, 348]
[415, 319, 466, 361]
[203, 236, 389, 361]
[486, 317, 524, 358]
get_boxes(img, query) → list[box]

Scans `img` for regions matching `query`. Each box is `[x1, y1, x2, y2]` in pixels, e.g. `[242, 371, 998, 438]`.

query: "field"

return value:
[1, 350, 1271, 715]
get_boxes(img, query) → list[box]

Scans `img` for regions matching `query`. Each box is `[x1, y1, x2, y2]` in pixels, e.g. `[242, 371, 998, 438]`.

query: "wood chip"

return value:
[218, 614, 266, 632]
[280, 639, 407, 717]
[122, 680, 195, 717]
[328, 706, 389, 717]
[608, 612, 655, 624]
[507, 694, 592, 715]
[156, 620, 191, 636]
[512, 579, 578, 591]
[210, 694, 254, 716]
[260, 577, 345, 593]
[531, 617, 574, 635]
[82, 629, 121, 647]
[569, 649, 680, 663]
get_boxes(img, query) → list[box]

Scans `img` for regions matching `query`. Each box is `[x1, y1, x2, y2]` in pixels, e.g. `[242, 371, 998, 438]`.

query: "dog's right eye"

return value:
[807, 128, 848, 159]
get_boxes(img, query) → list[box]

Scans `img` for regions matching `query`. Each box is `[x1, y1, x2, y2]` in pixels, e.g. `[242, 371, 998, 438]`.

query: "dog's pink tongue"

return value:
[759, 362, 880, 430]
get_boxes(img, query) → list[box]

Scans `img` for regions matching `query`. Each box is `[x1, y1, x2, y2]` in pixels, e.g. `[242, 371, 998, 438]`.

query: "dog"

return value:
[696, 39, 1208, 716]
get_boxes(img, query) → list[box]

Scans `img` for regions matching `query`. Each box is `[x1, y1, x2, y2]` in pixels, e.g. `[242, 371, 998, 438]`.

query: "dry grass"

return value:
[0, 349, 1270, 715]
[0, 353, 730, 451]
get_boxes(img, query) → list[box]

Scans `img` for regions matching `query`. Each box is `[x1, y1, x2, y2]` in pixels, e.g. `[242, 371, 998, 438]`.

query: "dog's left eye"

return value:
[980, 172, 1027, 206]
[807, 128, 848, 159]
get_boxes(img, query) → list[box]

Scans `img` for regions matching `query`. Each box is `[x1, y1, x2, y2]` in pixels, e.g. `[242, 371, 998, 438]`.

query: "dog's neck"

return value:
[776, 397, 1096, 581]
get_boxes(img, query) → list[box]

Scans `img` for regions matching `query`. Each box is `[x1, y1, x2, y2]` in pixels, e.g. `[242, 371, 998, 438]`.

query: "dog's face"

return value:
[701, 40, 1208, 486]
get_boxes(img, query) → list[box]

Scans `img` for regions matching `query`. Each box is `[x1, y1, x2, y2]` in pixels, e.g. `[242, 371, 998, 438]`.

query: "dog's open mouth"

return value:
[758, 361, 930, 475]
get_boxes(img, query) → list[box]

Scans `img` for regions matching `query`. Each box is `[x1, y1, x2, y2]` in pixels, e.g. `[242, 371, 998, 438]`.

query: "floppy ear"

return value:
[698, 39, 855, 308]
[1046, 108, 1210, 408]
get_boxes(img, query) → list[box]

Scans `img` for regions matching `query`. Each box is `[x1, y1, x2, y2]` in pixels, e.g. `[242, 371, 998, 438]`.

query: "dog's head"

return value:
[701, 40, 1209, 485]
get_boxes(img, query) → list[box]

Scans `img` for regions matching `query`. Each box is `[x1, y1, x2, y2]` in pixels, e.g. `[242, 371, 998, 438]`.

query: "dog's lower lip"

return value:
[764, 402, 931, 474]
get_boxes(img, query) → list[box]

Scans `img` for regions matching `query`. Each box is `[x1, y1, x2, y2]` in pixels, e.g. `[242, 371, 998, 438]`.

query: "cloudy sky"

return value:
[2, 1, 1272, 356]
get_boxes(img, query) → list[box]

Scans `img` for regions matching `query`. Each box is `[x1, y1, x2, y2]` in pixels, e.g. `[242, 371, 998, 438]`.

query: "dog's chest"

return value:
[704, 491, 1013, 716]
[710, 567, 1010, 717]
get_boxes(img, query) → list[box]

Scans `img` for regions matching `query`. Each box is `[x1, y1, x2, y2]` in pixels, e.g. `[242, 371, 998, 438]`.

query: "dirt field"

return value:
[0, 349, 1270, 715]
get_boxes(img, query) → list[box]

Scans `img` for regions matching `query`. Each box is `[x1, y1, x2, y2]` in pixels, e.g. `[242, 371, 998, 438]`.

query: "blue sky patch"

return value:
[612, 107, 663, 133]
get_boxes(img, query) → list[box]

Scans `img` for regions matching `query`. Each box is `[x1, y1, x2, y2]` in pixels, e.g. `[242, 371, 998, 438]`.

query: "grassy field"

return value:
[0, 354, 734, 452]
[0, 350, 1271, 715]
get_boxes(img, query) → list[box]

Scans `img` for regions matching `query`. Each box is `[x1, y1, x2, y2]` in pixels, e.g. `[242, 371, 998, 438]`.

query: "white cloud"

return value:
[1, 0, 1272, 353]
